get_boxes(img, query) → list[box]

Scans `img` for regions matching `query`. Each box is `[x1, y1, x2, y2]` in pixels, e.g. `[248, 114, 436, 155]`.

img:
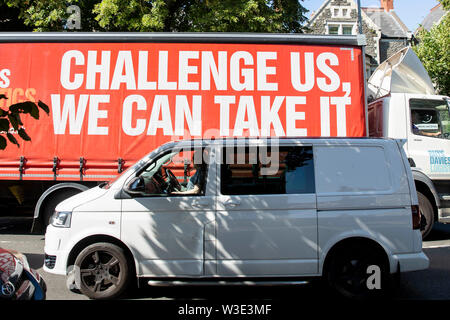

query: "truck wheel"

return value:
[74, 243, 130, 300]
[42, 189, 80, 227]
[325, 244, 388, 299]
[418, 192, 434, 239]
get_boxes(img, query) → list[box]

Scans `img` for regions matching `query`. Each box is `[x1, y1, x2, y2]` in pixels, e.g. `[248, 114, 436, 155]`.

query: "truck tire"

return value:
[418, 192, 434, 239]
[42, 189, 81, 227]
[74, 242, 130, 300]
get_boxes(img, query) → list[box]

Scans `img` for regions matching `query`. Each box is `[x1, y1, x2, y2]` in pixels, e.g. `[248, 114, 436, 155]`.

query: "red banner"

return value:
[0, 42, 366, 181]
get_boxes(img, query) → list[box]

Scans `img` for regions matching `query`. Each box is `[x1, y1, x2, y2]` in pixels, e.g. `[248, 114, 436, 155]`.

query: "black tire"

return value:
[418, 192, 434, 239]
[42, 189, 81, 227]
[74, 242, 130, 300]
[325, 243, 389, 300]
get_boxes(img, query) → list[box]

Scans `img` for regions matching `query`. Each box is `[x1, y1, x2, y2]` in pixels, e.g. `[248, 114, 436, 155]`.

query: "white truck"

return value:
[368, 47, 450, 238]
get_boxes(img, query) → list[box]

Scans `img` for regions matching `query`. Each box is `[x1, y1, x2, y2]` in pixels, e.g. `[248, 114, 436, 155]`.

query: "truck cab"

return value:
[368, 47, 450, 238]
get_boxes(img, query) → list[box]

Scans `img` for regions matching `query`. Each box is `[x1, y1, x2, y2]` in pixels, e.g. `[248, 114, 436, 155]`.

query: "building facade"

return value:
[306, 0, 412, 77]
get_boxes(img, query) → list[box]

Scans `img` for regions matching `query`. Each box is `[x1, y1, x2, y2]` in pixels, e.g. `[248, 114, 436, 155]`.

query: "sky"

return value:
[301, 0, 441, 31]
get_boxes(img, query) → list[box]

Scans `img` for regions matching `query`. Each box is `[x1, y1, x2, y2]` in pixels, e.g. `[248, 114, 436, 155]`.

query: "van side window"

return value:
[220, 146, 315, 195]
[315, 145, 390, 193]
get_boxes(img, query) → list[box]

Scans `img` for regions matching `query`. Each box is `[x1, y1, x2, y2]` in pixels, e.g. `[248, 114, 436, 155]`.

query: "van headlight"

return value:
[51, 211, 72, 228]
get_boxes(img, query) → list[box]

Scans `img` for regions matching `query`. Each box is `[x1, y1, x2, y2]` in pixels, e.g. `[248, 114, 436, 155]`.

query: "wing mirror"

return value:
[123, 176, 146, 195]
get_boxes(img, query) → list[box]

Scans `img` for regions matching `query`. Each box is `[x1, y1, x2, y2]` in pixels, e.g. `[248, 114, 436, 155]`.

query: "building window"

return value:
[328, 25, 339, 35]
[327, 23, 355, 35]
[334, 8, 339, 17]
[342, 25, 353, 35]
[342, 8, 348, 17]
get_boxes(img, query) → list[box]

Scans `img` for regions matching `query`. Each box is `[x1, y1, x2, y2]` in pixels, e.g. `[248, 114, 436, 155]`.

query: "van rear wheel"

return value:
[325, 244, 388, 299]
[74, 243, 130, 300]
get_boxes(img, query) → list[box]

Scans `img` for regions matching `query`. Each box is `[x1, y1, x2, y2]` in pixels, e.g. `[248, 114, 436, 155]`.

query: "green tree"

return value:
[3, 0, 308, 33]
[3, 0, 68, 31]
[0, 95, 49, 150]
[0, 2, 32, 31]
[440, 0, 450, 10]
[413, 11, 450, 96]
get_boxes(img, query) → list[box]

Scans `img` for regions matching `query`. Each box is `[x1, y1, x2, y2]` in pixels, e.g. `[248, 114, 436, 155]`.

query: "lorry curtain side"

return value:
[0, 35, 367, 181]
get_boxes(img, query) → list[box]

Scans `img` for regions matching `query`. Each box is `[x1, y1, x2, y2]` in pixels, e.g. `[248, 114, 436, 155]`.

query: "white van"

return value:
[44, 138, 429, 299]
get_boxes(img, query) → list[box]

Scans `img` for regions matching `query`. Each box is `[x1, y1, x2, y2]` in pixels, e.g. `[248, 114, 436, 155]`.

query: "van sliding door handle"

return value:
[224, 200, 241, 207]
[192, 199, 210, 207]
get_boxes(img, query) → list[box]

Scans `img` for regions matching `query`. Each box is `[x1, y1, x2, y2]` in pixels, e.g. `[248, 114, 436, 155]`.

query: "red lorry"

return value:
[0, 33, 367, 230]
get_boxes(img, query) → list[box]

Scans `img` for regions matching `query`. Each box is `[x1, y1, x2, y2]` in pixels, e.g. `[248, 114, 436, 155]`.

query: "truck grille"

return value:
[44, 254, 56, 269]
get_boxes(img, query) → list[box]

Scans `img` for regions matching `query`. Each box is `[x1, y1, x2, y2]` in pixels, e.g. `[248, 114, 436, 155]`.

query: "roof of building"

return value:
[362, 7, 410, 38]
[306, 0, 410, 39]
[420, 4, 447, 31]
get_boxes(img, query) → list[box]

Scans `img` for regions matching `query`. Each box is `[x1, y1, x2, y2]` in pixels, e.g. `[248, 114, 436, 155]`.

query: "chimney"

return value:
[381, 0, 394, 12]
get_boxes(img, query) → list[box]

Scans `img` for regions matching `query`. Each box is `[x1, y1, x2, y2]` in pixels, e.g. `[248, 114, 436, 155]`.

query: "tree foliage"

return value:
[440, 0, 450, 10]
[0, 1, 32, 31]
[3, 0, 308, 33]
[0, 95, 49, 150]
[3, 0, 68, 31]
[413, 12, 450, 96]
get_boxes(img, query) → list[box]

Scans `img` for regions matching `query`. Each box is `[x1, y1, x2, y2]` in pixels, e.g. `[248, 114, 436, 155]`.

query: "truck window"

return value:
[410, 99, 450, 140]
[220, 146, 315, 195]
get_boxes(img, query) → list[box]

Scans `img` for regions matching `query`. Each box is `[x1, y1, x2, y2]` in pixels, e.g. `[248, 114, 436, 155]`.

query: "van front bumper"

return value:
[392, 252, 429, 272]
[43, 224, 71, 275]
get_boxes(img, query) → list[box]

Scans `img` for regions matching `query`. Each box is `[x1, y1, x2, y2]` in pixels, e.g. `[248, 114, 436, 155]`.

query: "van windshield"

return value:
[410, 99, 450, 140]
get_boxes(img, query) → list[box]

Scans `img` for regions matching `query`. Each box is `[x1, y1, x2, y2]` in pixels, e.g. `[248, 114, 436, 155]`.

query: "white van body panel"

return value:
[44, 138, 429, 280]
[120, 146, 217, 277]
[44, 188, 122, 275]
[214, 141, 318, 276]
[54, 186, 108, 212]
[313, 140, 418, 274]
[215, 192, 318, 276]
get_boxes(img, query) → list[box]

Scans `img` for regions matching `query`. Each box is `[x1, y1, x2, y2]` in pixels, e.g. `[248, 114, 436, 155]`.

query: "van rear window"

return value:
[315, 145, 391, 193]
[220, 146, 315, 195]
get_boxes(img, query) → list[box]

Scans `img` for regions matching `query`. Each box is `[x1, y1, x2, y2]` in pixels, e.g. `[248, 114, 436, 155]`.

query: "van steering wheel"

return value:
[164, 168, 182, 191]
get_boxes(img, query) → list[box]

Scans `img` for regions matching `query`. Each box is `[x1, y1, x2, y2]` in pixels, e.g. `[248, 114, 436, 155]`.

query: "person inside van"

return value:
[171, 150, 207, 195]
[411, 110, 441, 137]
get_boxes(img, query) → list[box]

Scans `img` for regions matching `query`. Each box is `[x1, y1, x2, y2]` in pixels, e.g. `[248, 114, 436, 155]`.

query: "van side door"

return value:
[120, 146, 216, 277]
[215, 143, 318, 276]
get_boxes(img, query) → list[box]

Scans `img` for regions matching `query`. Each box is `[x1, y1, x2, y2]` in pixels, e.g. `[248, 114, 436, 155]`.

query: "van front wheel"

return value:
[74, 243, 130, 300]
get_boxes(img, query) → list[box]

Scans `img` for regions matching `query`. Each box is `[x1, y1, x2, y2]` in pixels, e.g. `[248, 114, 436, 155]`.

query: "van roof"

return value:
[158, 136, 398, 149]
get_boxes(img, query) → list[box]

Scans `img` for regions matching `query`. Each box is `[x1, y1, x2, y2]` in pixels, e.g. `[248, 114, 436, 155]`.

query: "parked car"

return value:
[0, 248, 46, 300]
[44, 138, 429, 299]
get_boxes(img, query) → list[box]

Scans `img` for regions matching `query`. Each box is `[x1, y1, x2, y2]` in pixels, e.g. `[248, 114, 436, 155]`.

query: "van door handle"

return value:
[192, 199, 210, 208]
[224, 200, 241, 207]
